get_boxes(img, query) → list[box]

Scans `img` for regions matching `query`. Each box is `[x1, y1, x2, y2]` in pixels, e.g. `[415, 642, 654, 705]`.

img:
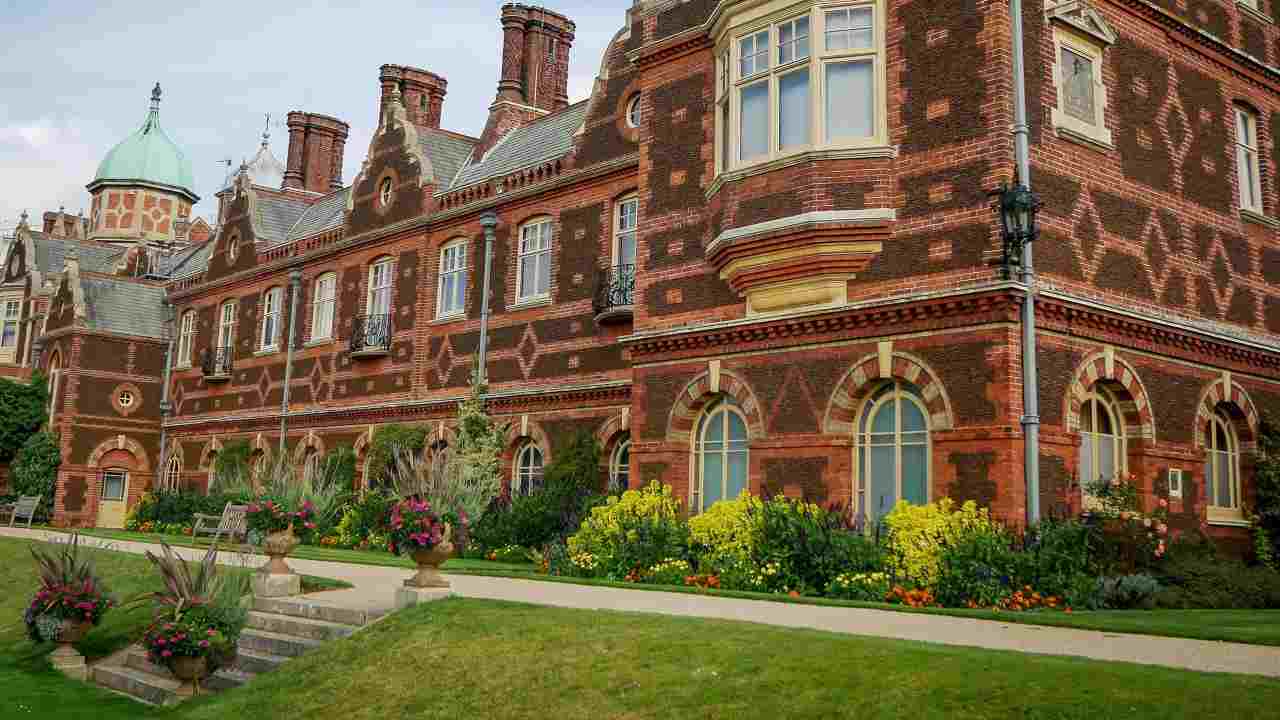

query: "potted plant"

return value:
[386, 497, 460, 588]
[246, 499, 316, 575]
[134, 543, 247, 697]
[24, 534, 113, 648]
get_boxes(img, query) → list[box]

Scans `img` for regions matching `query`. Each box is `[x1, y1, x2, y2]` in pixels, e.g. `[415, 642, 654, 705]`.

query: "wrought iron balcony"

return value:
[593, 264, 635, 324]
[351, 313, 392, 357]
[201, 346, 233, 382]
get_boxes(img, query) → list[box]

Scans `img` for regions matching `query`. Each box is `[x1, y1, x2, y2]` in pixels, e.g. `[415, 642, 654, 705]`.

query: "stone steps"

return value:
[91, 594, 372, 706]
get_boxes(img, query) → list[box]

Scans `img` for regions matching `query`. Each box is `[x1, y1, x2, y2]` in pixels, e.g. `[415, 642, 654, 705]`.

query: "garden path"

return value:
[4, 526, 1277, 678]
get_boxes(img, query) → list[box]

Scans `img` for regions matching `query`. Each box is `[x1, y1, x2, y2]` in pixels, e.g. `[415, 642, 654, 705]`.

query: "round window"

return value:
[379, 177, 394, 208]
[626, 94, 642, 129]
[118, 390, 135, 408]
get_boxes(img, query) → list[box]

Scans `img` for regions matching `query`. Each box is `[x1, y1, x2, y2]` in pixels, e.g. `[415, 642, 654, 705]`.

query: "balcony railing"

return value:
[351, 313, 392, 357]
[201, 346, 233, 381]
[593, 264, 635, 323]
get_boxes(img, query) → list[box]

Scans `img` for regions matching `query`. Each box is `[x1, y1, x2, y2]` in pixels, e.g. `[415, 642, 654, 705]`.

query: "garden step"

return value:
[246, 610, 360, 641]
[206, 668, 255, 692]
[92, 663, 180, 706]
[238, 628, 323, 658]
[232, 649, 289, 674]
[253, 597, 372, 627]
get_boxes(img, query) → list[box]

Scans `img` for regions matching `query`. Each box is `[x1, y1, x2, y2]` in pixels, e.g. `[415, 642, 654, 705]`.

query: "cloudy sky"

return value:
[0, 1, 633, 232]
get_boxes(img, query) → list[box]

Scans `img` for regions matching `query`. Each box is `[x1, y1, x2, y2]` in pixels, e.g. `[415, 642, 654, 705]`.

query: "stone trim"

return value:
[1064, 350, 1156, 440]
[707, 209, 897, 255]
[823, 351, 956, 435]
[666, 369, 766, 443]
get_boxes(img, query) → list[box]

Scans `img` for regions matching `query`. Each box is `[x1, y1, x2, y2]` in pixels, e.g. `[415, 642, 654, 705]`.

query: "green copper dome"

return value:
[90, 84, 198, 201]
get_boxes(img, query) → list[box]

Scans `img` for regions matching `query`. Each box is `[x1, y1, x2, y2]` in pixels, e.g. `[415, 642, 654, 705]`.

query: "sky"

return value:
[0, 0, 634, 233]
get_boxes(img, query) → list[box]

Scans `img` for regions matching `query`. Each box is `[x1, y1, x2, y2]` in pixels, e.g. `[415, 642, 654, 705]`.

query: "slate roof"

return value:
[79, 275, 168, 339]
[254, 193, 311, 245]
[29, 232, 124, 274]
[447, 101, 588, 191]
[154, 241, 213, 279]
[417, 128, 477, 192]
[282, 187, 350, 245]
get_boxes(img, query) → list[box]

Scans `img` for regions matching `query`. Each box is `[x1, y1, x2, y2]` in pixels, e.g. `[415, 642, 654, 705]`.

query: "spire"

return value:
[261, 113, 271, 148]
[151, 82, 162, 112]
[18, 210, 28, 228]
[143, 82, 162, 133]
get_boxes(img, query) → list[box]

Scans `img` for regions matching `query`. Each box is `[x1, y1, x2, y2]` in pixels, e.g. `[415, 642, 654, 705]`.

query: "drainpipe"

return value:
[1010, 0, 1041, 525]
[157, 300, 175, 487]
[278, 269, 303, 457]
[477, 212, 498, 387]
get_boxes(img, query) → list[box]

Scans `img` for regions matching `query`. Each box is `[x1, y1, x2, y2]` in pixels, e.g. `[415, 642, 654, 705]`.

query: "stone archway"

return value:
[1064, 350, 1155, 440]
[823, 351, 955, 435]
[666, 370, 766, 443]
[1194, 374, 1259, 450]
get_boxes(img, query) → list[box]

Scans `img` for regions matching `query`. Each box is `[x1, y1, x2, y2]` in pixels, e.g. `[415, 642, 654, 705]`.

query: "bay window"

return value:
[716, 2, 884, 173]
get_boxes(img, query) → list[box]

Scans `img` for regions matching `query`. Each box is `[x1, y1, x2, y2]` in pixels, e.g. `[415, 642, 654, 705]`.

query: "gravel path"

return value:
[5, 526, 1277, 678]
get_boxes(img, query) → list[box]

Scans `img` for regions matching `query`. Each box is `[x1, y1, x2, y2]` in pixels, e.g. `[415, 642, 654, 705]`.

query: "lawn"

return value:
[64, 527, 1280, 646]
[0, 536, 346, 720]
[3, 534, 1279, 719]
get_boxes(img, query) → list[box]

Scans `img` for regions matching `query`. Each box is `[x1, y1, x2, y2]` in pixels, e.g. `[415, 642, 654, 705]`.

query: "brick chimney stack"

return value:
[379, 65, 447, 129]
[283, 112, 351, 193]
[478, 4, 576, 155]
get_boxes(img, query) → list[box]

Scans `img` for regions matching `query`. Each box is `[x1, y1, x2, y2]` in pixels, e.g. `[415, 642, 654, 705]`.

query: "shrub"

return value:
[746, 497, 881, 595]
[644, 558, 692, 585]
[688, 492, 761, 563]
[1096, 574, 1161, 610]
[1153, 555, 1280, 609]
[826, 571, 891, 602]
[1018, 519, 1098, 607]
[1252, 416, 1280, 565]
[10, 431, 60, 520]
[882, 499, 998, 588]
[934, 524, 1020, 608]
[367, 424, 428, 490]
[485, 544, 537, 564]
[566, 482, 688, 580]
[126, 490, 247, 530]
[210, 440, 253, 492]
[334, 492, 393, 548]
[0, 372, 48, 465]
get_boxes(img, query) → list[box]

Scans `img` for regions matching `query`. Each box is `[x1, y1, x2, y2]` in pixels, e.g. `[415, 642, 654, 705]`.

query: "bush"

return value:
[825, 571, 891, 601]
[883, 499, 998, 588]
[333, 492, 393, 549]
[934, 524, 1020, 608]
[746, 497, 881, 595]
[643, 558, 692, 585]
[688, 492, 761, 564]
[1153, 555, 1280, 609]
[1019, 519, 1099, 607]
[10, 431, 60, 520]
[0, 373, 48, 465]
[1096, 574, 1161, 610]
[566, 482, 688, 580]
[367, 424, 428, 489]
[126, 490, 247, 530]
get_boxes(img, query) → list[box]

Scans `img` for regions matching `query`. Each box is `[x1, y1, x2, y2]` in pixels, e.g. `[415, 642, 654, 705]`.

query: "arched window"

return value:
[311, 272, 336, 341]
[47, 351, 62, 417]
[1205, 408, 1240, 512]
[1079, 386, 1125, 496]
[855, 381, 930, 522]
[609, 438, 631, 494]
[626, 94, 642, 128]
[177, 310, 195, 368]
[164, 455, 181, 492]
[693, 398, 749, 512]
[514, 443, 544, 496]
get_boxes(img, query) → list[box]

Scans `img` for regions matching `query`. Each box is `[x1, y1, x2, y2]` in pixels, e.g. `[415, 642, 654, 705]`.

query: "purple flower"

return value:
[199, 640, 210, 648]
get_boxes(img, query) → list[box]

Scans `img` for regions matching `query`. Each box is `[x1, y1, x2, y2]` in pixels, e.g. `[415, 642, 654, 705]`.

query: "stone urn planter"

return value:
[48, 619, 93, 681]
[261, 525, 299, 575]
[406, 525, 455, 589]
[170, 655, 210, 698]
[55, 618, 93, 646]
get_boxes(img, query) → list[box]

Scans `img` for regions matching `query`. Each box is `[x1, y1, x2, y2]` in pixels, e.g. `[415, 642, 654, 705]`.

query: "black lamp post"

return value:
[992, 183, 1042, 280]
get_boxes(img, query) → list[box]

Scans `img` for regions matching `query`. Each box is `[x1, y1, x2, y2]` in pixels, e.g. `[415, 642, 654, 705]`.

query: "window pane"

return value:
[870, 445, 896, 519]
[826, 9, 849, 51]
[520, 259, 537, 298]
[1215, 451, 1232, 506]
[702, 451, 724, 507]
[618, 232, 636, 266]
[1061, 47, 1095, 123]
[1098, 436, 1115, 484]
[704, 410, 724, 445]
[779, 69, 810, 150]
[103, 473, 126, 501]
[1079, 434, 1094, 485]
[901, 399, 926, 432]
[826, 61, 874, 141]
[727, 449, 748, 500]
[720, 101, 731, 168]
[849, 7, 873, 48]
[902, 443, 928, 505]
[740, 82, 769, 160]
[727, 410, 747, 441]
[870, 400, 895, 434]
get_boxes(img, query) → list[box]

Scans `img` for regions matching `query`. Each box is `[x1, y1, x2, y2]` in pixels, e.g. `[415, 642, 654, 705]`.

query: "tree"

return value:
[11, 431, 60, 519]
[0, 373, 49, 464]
[1252, 417, 1280, 569]
[444, 369, 508, 520]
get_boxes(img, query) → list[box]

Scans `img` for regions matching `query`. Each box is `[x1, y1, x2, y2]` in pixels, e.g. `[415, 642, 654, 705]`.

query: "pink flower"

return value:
[161, 650, 172, 658]
[199, 640, 210, 648]
[207, 628, 217, 636]
[1157, 523, 1168, 536]
[156, 638, 166, 646]
[1158, 498, 1169, 508]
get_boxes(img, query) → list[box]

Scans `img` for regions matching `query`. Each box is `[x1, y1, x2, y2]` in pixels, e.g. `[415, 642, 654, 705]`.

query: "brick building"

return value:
[2, 1, 1278, 550]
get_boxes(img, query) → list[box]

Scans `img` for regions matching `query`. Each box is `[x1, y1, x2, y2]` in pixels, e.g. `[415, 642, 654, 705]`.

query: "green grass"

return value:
[0, 536, 347, 720]
[64, 527, 1280, 646]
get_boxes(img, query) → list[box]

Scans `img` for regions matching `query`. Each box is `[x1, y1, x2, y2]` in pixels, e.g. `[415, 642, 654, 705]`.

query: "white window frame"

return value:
[613, 195, 638, 268]
[217, 301, 237, 351]
[1206, 409, 1244, 524]
[626, 94, 642, 129]
[514, 442, 544, 496]
[1236, 106, 1264, 214]
[1051, 27, 1112, 148]
[260, 287, 282, 351]
[691, 399, 751, 513]
[47, 355, 62, 418]
[1079, 386, 1127, 509]
[854, 381, 932, 524]
[516, 219, 552, 303]
[714, 1, 887, 175]
[177, 310, 195, 368]
[310, 272, 336, 342]
[164, 456, 181, 492]
[0, 297, 20, 355]
[609, 438, 631, 494]
[101, 468, 128, 502]
[437, 239, 469, 319]
[368, 258, 395, 317]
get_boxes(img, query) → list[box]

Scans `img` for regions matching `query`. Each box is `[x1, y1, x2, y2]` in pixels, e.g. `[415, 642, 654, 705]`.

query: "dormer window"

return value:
[715, 1, 887, 175]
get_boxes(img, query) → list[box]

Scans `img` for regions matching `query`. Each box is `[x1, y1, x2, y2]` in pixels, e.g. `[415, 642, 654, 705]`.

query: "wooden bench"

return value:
[0, 495, 42, 528]
[192, 502, 248, 544]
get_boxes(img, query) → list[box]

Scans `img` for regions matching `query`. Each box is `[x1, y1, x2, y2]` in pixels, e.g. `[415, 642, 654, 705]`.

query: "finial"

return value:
[151, 82, 162, 112]
[262, 113, 271, 148]
[59, 204, 65, 214]
[19, 210, 28, 227]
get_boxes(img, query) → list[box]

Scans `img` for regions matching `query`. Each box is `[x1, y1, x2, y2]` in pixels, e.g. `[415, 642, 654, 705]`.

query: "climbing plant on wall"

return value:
[0, 372, 48, 464]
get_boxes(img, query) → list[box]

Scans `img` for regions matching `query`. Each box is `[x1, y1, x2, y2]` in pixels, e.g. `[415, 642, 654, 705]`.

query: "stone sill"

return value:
[510, 297, 552, 311]
[430, 312, 466, 326]
[1054, 124, 1115, 154]
[253, 348, 279, 357]
[706, 145, 899, 199]
[1241, 208, 1280, 229]
[304, 338, 334, 349]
